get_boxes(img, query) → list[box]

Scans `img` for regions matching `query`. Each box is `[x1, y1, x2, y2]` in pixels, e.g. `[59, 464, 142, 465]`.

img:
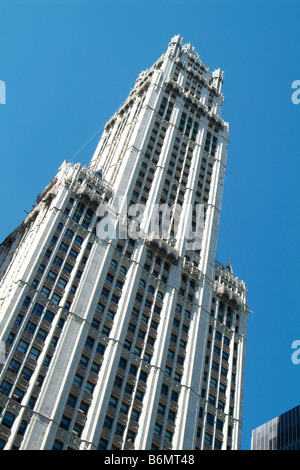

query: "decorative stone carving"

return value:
[214, 281, 241, 309]
[145, 233, 179, 265]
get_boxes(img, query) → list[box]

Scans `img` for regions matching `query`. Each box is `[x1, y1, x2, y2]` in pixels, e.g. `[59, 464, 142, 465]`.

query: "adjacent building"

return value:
[251, 404, 300, 450]
[0, 35, 250, 450]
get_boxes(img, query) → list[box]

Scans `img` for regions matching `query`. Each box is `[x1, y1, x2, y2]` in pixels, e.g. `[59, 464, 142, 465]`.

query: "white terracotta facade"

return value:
[0, 36, 249, 450]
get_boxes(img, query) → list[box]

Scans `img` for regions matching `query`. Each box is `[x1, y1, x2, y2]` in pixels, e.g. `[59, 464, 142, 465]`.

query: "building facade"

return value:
[251, 405, 300, 450]
[0, 35, 249, 450]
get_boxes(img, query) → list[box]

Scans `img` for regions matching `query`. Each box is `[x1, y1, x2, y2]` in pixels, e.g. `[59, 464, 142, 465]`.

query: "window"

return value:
[17, 340, 29, 354]
[104, 416, 113, 430]
[85, 337, 94, 349]
[216, 419, 224, 431]
[102, 288, 110, 298]
[17, 420, 28, 436]
[184, 310, 191, 319]
[59, 242, 69, 253]
[222, 351, 229, 361]
[115, 424, 124, 437]
[131, 410, 139, 422]
[22, 366, 33, 381]
[72, 203, 85, 223]
[23, 296, 31, 308]
[120, 403, 129, 415]
[135, 390, 144, 402]
[51, 294, 61, 305]
[85, 382, 94, 394]
[207, 413, 214, 425]
[204, 433, 212, 446]
[32, 303, 44, 316]
[124, 340, 131, 351]
[129, 364, 137, 376]
[96, 343, 105, 355]
[73, 375, 83, 387]
[60, 416, 70, 430]
[119, 358, 127, 370]
[69, 249, 79, 259]
[40, 286, 51, 298]
[125, 383, 133, 395]
[25, 322, 36, 335]
[210, 377, 217, 389]
[67, 395, 77, 408]
[75, 235, 83, 245]
[53, 256, 63, 267]
[52, 440, 63, 450]
[208, 394, 216, 406]
[215, 331, 222, 341]
[15, 314, 24, 325]
[139, 371, 148, 383]
[36, 328, 48, 342]
[65, 229, 74, 238]
[109, 396, 118, 408]
[133, 347, 142, 357]
[154, 423, 162, 436]
[79, 401, 89, 415]
[92, 318, 100, 330]
[10, 360, 21, 373]
[2, 411, 15, 429]
[82, 209, 94, 229]
[98, 439, 108, 450]
[218, 400, 225, 412]
[0, 382, 11, 396]
[44, 310, 55, 323]
[72, 423, 83, 437]
[43, 355, 52, 367]
[29, 347, 40, 361]
[47, 271, 57, 282]
[214, 439, 222, 450]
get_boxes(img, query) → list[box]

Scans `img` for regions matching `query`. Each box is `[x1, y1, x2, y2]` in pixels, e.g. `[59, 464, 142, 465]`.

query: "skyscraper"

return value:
[0, 35, 249, 450]
[251, 404, 300, 450]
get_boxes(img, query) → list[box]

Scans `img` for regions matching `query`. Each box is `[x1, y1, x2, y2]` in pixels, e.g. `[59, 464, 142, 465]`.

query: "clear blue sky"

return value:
[0, 0, 299, 450]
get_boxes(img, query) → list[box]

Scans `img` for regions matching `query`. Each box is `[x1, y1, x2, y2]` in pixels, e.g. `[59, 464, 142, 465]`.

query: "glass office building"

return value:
[251, 404, 300, 450]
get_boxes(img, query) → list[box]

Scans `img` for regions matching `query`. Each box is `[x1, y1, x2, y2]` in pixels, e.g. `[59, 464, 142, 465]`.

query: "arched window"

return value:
[120, 266, 127, 275]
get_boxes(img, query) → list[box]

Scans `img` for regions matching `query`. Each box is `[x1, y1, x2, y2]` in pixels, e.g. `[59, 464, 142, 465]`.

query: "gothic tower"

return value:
[0, 36, 249, 450]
